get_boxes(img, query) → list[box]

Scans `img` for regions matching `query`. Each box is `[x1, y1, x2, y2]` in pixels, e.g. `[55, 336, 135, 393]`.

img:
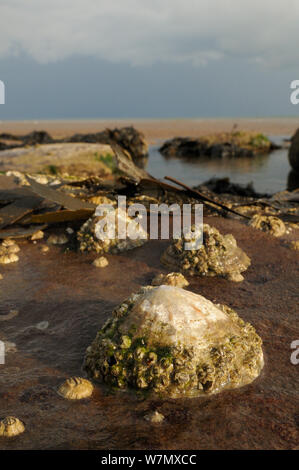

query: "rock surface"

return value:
[84, 286, 264, 397]
[0, 143, 113, 176]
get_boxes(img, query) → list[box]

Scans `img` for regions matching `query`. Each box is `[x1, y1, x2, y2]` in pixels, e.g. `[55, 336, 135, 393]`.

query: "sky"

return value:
[0, 0, 299, 119]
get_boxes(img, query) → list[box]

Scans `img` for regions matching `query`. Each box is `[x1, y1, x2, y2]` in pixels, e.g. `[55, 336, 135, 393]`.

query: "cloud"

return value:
[0, 0, 298, 67]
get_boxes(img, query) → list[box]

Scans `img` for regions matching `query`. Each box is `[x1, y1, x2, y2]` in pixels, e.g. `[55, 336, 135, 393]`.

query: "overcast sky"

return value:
[0, 0, 299, 119]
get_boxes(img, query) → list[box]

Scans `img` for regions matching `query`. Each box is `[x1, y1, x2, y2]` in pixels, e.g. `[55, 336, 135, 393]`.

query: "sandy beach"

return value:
[1, 118, 298, 143]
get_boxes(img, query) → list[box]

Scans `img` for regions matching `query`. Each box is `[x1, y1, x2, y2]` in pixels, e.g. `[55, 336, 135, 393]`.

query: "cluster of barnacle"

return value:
[0, 239, 20, 264]
[84, 289, 263, 397]
[77, 207, 148, 254]
[161, 224, 250, 282]
[249, 214, 286, 237]
[151, 272, 189, 288]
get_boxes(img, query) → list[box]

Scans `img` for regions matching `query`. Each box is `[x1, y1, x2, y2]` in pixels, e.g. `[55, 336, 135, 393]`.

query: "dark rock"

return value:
[198, 177, 268, 198]
[287, 169, 299, 191]
[0, 127, 148, 165]
[21, 130, 53, 145]
[159, 137, 255, 159]
[288, 128, 299, 171]
[160, 133, 278, 160]
[66, 126, 148, 164]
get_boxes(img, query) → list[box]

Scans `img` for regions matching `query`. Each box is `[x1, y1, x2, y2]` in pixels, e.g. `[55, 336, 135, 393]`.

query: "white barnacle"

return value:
[0, 416, 25, 437]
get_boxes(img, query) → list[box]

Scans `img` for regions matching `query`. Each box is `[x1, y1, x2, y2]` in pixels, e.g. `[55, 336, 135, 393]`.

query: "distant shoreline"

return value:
[0, 117, 298, 143]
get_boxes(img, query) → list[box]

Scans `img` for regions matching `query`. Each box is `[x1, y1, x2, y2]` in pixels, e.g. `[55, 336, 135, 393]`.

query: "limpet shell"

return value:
[58, 377, 94, 400]
[85, 285, 263, 398]
[0, 416, 25, 437]
[161, 223, 250, 282]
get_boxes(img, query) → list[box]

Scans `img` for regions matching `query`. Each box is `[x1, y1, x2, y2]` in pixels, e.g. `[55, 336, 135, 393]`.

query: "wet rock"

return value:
[78, 208, 148, 254]
[84, 286, 264, 397]
[161, 224, 250, 282]
[289, 128, 299, 172]
[199, 177, 268, 198]
[58, 377, 94, 400]
[0, 417, 25, 437]
[151, 272, 189, 288]
[92, 256, 109, 268]
[249, 215, 286, 237]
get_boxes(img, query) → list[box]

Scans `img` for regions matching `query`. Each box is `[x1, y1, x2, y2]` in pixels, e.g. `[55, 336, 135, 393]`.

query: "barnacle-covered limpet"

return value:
[151, 272, 189, 288]
[47, 234, 69, 245]
[84, 285, 263, 398]
[249, 214, 286, 237]
[92, 256, 109, 268]
[58, 377, 94, 400]
[160, 224, 250, 282]
[144, 410, 165, 423]
[77, 208, 148, 255]
[0, 416, 25, 437]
